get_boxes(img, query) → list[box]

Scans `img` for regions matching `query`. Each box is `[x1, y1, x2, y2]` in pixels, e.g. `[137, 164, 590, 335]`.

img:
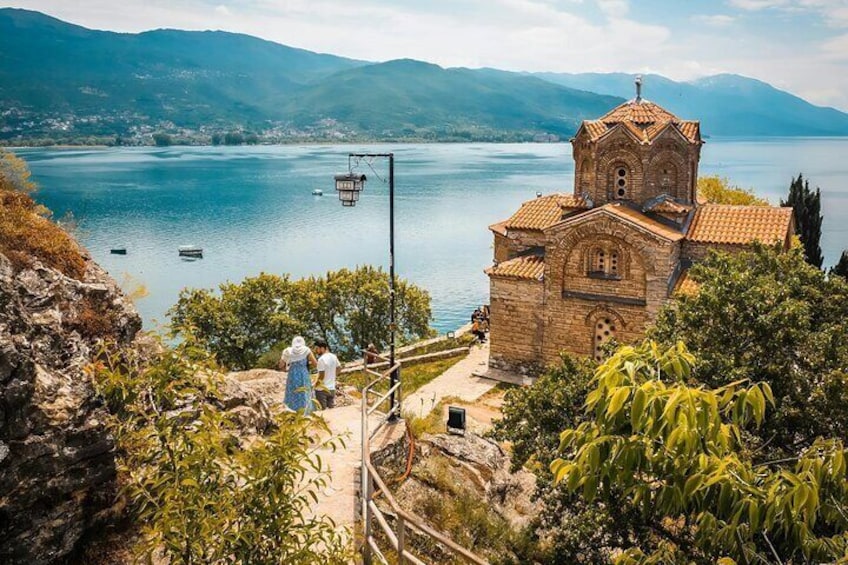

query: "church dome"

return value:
[577, 78, 701, 145]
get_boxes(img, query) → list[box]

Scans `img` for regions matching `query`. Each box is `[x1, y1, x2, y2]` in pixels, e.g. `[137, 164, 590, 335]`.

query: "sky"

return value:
[5, 0, 848, 110]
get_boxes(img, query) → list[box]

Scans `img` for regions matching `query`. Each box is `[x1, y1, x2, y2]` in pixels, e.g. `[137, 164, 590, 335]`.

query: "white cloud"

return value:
[727, 0, 788, 10]
[214, 5, 231, 16]
[693, 14, 736, 26]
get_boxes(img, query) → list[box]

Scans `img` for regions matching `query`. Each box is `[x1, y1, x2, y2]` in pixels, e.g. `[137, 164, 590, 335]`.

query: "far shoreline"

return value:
[7, 134, 848, 151]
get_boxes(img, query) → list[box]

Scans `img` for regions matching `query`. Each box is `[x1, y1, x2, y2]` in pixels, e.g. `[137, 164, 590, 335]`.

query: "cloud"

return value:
[214, 4, 230, 16]
[727, 0, 788, 10]
[693, 14, 736, 26]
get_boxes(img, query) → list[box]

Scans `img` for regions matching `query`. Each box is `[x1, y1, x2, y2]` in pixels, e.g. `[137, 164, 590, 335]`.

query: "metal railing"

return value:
[359, 352, 489, 565]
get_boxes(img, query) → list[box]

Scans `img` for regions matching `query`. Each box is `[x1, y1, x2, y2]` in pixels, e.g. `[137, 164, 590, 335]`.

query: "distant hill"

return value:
[282, 60, 621, 137]
[1, 8, 846, 144]
[0, 8, 363, 130]
[532, 72, 848, 136]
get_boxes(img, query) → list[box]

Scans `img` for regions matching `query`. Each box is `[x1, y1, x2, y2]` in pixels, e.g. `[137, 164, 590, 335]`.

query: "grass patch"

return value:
[400, 333, 476, 357]
[340, 355, 466, 396]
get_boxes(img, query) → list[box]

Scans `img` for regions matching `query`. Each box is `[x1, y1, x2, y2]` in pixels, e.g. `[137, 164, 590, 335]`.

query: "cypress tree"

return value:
[831, 250, 848, 279]
[782, 174, 824, 269]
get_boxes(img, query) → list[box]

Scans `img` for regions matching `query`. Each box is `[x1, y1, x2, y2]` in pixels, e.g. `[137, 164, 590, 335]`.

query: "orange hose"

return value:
[372, 421, 416, 499]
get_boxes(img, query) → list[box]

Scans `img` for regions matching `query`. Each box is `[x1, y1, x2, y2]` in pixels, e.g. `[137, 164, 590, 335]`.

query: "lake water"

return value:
[18, 139, 848, 333]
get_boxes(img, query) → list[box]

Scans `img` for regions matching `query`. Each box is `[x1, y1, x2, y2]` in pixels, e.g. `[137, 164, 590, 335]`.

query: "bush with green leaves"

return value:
[93, 340, 350, 564]
[168, 265, 433, 370]
[650, 244, 848, 457]
[551, 341, 848, 564]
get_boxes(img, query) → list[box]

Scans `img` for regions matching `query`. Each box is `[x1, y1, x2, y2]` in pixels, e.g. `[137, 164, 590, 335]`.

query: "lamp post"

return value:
[335, 153, 399, 419]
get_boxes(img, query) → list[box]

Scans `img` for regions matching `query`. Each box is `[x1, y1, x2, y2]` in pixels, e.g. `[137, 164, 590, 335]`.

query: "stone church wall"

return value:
[488, 277, 544, 373]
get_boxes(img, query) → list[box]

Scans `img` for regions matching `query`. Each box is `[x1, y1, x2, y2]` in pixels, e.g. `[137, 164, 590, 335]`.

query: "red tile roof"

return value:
[578, 100, 701, 145]
[489, 221, 507, 236]
[485, 255, 545, 281]
[600, 203, 685, 241]
[503, 193, 590, 231]
[648, 199, 693, 215]
[686, 205, 794, 245]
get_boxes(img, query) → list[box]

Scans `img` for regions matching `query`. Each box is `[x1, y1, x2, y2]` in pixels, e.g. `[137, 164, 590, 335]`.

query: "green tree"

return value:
[650, 244, 848, 455]
[211, 133, 223, 146]
[831, 250, 848, 279]
[169, 266, 433, 370]
[224, 132, 244, 145]
[152, 132, 173, 147]
[697, 175, 769, 206]
[550, 341, 848, 564]
[169, 273, 303, 371]
[93, 340, 349, 564]
[782, 173, 824, 268]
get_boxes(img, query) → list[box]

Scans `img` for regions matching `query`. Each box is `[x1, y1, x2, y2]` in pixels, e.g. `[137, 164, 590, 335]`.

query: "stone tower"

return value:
[571, 77, 702, 207]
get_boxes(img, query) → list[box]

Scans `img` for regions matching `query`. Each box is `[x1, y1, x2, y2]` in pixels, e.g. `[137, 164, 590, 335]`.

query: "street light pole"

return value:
[338, 152, 399, 419]
[387, 153, 398, 420]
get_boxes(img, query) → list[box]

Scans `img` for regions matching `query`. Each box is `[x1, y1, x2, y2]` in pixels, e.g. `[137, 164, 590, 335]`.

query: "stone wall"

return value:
[493, 232, 510, 263]
[0, 252, 141, 564]
[488, 277, 544, 373]
[541, 215, 680, 362]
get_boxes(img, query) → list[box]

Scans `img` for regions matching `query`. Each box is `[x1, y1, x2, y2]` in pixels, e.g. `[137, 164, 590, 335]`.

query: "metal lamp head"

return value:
[335, 173, 367, 207]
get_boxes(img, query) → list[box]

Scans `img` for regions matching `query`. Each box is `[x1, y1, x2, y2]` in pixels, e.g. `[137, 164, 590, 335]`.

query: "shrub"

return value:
[0, 150, 86, 278]
[697, 175, 769, 206]
[92, 340, 350, 564]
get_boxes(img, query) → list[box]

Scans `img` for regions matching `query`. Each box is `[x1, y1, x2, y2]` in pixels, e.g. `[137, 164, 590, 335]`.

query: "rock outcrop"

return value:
[0, 251, 141, 564]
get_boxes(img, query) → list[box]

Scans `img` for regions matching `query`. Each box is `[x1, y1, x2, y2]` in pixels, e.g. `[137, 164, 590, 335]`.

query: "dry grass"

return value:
[0, 156, 87, 279]
[70, 296, 120, 339]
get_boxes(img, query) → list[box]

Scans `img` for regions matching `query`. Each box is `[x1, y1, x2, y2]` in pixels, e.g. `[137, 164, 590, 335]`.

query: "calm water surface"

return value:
[17, 139, 848, 332]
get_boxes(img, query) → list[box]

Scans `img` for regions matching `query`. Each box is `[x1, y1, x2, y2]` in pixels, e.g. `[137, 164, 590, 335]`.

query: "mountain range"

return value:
[1, 7, 847, 144]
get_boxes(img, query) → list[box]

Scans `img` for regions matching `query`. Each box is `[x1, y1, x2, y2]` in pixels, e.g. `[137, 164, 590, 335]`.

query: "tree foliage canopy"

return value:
[782, 174, 824, 269]
[831, 250, 848, 279]
[168, 266, 433, 370]
[697, 176, 769, 206]
[551, 341, 848, 564]
[651, 244, 848, 455]
[93, 340, 350, 564]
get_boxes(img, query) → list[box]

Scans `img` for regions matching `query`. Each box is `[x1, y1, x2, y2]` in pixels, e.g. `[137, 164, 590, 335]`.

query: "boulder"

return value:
[0, 252, 141, 564]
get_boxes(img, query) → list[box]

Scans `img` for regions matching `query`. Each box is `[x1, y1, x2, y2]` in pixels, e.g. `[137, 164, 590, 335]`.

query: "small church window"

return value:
[615, 167, 628, 199]
[594, 317, 616, 361]
[589, 246, 622, 278]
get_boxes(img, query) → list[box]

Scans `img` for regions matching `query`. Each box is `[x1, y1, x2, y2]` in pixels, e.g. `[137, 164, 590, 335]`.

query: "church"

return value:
[485, 78, 795, 372]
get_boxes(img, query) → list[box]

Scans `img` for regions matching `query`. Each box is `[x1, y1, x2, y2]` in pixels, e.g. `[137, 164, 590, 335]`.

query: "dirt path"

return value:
[403, 342, 495, 418]
[232, 341, 495, 528]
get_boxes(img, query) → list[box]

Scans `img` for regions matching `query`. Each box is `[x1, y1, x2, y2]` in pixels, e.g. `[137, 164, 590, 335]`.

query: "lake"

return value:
[17, 138, 848, 333]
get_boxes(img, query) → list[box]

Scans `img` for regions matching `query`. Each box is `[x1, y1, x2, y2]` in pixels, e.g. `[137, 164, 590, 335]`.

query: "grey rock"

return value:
[0, 249, 141, 564]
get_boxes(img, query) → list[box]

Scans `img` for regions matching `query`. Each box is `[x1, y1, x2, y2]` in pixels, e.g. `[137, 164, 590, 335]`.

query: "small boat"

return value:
[312, 188, 323, 196]
[178, 245, 203, 258]
[110, 248, 127, 255]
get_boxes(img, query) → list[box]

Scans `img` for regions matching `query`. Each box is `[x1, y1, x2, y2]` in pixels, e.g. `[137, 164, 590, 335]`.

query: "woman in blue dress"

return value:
[280, 336, 317, 414]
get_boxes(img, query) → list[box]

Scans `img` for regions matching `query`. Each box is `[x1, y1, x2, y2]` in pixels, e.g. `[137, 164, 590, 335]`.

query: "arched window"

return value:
[594, 317, 617, 361]
[614, 166, 628, 199]
[588, 245, 623, 279]
[593, 248, 605, 273]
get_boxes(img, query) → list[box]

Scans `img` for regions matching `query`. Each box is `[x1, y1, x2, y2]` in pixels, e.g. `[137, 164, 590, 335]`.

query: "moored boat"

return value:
[178, 245, 203, 258]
